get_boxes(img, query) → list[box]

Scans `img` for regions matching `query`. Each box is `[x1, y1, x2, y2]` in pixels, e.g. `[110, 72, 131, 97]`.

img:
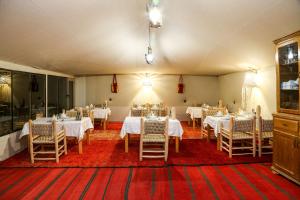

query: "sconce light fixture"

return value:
[243, 68, 258, 88]
[143, 73, 152, 87]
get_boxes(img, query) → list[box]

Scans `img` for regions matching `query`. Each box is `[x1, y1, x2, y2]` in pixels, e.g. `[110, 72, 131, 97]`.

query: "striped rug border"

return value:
[0, 161, 271, 169]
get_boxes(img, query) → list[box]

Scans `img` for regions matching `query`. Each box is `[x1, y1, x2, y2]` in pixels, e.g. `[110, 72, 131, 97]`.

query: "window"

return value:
[0, 70, 12, 136]
[68, 80, 74, 109]
[12, 71, 30, 131]
[58, 77, 68, 112]
[31, 74, 46, 119]
[0, 69, 72, 136]
[47, 75, 59, 116]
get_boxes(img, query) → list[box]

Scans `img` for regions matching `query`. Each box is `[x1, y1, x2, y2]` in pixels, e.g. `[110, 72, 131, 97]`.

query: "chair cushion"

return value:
[33, 131, 65, 144]
[143, 134, 166, 142]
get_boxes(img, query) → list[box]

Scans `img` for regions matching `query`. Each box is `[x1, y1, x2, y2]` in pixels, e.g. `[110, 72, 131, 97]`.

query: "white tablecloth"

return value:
[186, 107, 203, 119]
[203, 115, 251, 137]
[93, 108, 111, 120]
[20, 117, 94, 140]
[120, 117, 184, 139]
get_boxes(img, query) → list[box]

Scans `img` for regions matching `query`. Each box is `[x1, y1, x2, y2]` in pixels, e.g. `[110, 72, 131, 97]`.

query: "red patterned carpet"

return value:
[0, 121, 272, 167]
[0, 139, 271, 167]
[0, 164, 299, 200]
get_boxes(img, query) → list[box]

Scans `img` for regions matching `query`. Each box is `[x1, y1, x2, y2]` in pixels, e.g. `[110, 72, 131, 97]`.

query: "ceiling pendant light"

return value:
[145, 46, 154, 64]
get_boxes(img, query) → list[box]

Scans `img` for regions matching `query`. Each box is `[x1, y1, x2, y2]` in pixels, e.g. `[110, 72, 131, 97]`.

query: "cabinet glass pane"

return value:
[12, 71, 30, 131]
[31, 74, 46, 119]
[0, 70, 12, 136]
[278, 42, 299, 110]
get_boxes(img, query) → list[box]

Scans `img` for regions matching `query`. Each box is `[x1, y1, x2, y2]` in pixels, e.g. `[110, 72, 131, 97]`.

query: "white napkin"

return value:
[52, 115, 57, 121]
[61, 113, 67, 119]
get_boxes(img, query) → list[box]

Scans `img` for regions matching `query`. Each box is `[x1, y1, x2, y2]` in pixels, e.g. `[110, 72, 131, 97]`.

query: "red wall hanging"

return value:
[111, 74, 118, 93]
[178, 75, 184, 93]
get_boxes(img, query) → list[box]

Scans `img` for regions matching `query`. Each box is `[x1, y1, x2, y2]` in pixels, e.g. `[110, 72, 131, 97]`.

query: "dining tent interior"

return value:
[0, 0, 300, 199]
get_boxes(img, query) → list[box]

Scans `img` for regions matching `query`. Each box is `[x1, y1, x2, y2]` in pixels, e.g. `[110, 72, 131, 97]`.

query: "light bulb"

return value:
[149, 7, 162, 26]
[288, 49, 294, 60]
[145, 53, 154, 64]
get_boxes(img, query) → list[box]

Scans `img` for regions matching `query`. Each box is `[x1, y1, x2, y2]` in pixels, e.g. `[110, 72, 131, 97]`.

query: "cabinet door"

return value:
[273, 130, 299, 179]
[277, 41, 300, 114]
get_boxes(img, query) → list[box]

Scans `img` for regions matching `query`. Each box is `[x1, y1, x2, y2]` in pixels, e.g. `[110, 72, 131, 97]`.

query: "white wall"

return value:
[0, 60, 73, 161]
[218, 66, 276, 119]
[75, 75, 220, 121]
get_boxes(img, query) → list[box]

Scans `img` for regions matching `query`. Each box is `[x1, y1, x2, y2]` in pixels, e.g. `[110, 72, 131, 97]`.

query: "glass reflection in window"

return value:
[0, 70, 12, 136]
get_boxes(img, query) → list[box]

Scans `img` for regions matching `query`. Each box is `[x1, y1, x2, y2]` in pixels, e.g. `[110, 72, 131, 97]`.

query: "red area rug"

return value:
[0, 139, 271, 168]
[0, 164, 299, 200]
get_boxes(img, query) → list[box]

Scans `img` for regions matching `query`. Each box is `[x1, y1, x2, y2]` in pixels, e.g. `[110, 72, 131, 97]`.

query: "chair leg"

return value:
[220, 134, 223, 151]
[55, 140, 59, 163]
[165, 139, 169, 161]
[30, 142, 34, 164]
[229, 138, 232, 158]
[253, 135, 256, 157]
[139, 138, 143, 161]
[258, 136, 262, 157]
[64, 135, 67, 155]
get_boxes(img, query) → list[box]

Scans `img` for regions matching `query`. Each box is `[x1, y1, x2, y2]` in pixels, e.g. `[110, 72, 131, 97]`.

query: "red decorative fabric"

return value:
[0, 164, 300, 199]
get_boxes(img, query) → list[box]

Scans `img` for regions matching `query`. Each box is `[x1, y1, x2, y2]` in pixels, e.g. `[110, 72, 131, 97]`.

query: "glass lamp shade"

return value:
[149, 7, 162, 27]
[145, 53, 154, 64]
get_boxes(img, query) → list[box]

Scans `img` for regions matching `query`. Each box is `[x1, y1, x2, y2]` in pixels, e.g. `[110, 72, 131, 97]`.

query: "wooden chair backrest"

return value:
[35, 113, 43, 119]
[29, 120, 56, 138]
[229, 117, 255, 133]
[131, 109, 143, 117]
[66, 110, 77, 118]
[141, 117, 169, 135]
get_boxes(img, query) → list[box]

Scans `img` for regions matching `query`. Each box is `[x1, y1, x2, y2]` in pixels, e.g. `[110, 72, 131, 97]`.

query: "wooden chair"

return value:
[29, 120, 67, 163]
[131, 108, 143, 117]
[257, 117, 273, 157]
[201, 109, 220, 141]
[220, 117, 256, 158]
[35, 113, 44, 119]
[159, 108, 167, 117]
[140, 117, 169, 161]
[82, 108, 90, 117]
[66, 110, 77, 118]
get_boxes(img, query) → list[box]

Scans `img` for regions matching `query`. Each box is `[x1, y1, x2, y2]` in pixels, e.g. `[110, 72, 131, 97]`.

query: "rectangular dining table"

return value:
[20, 117, 94, 154]
[186, 107, 202, 129]
[92, 107, 111, 130]
[203, 115, 251, 150]
[120, 116, 184, 153]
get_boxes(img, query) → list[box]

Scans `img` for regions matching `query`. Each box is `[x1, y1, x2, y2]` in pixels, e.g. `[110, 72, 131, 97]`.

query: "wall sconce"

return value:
[243, 69, 258, 88]
[142, 73, 152, 87]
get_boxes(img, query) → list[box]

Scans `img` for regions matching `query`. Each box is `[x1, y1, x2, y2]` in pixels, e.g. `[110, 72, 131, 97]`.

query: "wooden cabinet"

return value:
[272, 113, 300, 184]
[273, 31, 300, 185]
